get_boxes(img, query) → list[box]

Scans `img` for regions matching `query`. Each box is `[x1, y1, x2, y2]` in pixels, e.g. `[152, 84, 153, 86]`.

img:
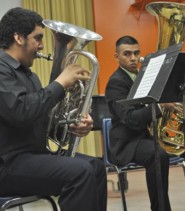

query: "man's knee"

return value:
[86, 157, 106, 176]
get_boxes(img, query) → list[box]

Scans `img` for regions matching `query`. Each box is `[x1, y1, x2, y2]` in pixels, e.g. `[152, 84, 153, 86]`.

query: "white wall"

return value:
[0, 0, 21, 19]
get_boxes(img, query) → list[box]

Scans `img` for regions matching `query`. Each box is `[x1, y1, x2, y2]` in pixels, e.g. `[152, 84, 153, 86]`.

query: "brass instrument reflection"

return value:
[146, 1, 185, 156]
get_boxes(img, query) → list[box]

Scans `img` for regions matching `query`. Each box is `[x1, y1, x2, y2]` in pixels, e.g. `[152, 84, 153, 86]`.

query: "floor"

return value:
[6, 164, 185, 211]
[107, 164, 185, 211]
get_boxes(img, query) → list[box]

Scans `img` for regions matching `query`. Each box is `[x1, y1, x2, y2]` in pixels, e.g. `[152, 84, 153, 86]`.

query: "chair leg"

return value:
[117, 171, 128, 211]
[0, 196, 40, 211]
[18, 205, 24, 211]
[107, 179, 120, 192]
[0, 196, 58, 211]
[41, 196, 58, 211]
[117, 172, 128, 192]
[182, 161, 185, 177]
[19, 196, 58, 211]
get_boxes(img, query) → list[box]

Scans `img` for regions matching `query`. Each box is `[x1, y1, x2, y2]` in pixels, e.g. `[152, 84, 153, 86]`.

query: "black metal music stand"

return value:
[90, 95, 111, 130]
[117, 42, 185, 211]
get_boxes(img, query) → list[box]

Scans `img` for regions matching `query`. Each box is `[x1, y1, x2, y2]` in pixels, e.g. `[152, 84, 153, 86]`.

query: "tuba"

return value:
[146, 1, 185, 156]
[38, 20, 102, 157]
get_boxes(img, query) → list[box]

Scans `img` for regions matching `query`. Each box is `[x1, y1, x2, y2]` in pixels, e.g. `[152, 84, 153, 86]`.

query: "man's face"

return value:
[114, 43, 140, 73]
[21, 26, 44, 67]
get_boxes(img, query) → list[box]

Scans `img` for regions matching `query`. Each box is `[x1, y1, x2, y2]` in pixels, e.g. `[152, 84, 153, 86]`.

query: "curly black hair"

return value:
[0, 7, 44, 49]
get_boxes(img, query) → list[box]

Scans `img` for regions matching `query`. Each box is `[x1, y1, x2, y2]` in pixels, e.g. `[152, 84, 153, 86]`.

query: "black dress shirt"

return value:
[0, 50, 65, 161]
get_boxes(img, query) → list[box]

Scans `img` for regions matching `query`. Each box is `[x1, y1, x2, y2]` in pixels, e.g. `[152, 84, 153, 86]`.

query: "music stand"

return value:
[117, 42, 185, 211]
[90, 95, 111, 130]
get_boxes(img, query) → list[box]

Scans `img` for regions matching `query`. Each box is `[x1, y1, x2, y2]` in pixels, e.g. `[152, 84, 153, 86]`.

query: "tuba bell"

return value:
[146, 1, 185, 156]
[38, 20, 102, 157]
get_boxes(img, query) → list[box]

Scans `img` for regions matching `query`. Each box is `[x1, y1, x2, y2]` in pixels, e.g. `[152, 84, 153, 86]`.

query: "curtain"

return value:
[22, 0, 103, 157]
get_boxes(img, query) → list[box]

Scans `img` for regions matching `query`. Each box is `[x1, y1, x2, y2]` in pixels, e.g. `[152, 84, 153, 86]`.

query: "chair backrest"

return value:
[90, 95, 111, 130]
[102, 118, 112, 165]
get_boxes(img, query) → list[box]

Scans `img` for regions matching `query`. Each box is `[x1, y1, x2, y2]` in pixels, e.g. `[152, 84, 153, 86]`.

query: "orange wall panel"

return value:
[92, 0, 184, 94]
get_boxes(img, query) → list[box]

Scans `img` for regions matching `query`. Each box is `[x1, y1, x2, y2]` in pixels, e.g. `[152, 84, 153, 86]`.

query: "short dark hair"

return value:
[116, 36, 139, 52]
[0, 7, 44, 49]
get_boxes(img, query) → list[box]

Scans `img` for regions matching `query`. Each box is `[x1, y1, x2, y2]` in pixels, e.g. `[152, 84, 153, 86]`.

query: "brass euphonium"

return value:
[146, 2, 185, 156]
[37, 20, 102, 157]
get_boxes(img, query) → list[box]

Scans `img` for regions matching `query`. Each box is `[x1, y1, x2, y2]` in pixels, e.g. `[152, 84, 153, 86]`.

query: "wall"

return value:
[0, 0, 21, 19]
[92, 0, 185, 94]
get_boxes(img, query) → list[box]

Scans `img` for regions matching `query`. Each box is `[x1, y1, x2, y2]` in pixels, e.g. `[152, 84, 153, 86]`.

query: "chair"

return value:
[102, 118, 143, 211]
[102, 118, 184, 211]
[0, 195, 58, 211]
[90, 96, 141, 192]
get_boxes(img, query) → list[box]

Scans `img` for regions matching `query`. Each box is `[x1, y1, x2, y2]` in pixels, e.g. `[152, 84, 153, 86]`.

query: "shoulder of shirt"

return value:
[0, 50, 20, 69]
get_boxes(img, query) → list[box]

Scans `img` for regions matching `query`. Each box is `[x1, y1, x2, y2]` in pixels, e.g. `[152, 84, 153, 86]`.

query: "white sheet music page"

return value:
[133, 54, 166, 99]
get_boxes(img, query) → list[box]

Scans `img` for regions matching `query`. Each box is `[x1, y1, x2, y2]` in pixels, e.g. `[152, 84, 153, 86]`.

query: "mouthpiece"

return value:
[36, 52, 53, 61]
[139, 57, 144, 63]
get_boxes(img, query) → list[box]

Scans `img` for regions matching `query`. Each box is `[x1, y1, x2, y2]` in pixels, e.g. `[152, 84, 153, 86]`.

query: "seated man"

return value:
[0, 7, 107, 211]
[105, 35, 174, 211]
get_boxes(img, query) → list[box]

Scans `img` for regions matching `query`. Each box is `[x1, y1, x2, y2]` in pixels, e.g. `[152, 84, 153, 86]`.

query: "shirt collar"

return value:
[120, 66, 138, 81]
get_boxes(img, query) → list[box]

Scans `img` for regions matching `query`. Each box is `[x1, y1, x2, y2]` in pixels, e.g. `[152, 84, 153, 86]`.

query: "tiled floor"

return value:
[6, 164, 185, 211]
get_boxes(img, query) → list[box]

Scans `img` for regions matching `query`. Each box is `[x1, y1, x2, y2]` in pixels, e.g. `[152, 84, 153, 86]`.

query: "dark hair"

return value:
[0, 7, 44, 49]
[115, 35, 139, 52]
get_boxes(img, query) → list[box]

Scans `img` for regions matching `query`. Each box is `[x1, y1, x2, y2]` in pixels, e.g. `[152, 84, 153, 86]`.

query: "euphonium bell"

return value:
[40, 20, 102, 157]
[146, 2, 185, 156]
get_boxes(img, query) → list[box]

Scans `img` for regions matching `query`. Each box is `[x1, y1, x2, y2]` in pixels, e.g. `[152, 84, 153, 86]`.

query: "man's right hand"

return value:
[55, 64, 90, 88]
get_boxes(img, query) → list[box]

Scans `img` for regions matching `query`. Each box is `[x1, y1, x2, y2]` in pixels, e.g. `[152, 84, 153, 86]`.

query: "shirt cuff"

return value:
[46, 81, 66, 102]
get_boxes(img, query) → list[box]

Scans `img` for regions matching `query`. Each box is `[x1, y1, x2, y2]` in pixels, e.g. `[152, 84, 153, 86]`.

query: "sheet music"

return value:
[134, 54, 166, 99]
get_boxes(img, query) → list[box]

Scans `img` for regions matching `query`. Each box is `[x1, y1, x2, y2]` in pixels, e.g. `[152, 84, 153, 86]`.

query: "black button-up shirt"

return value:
[0, 50, 65, 161]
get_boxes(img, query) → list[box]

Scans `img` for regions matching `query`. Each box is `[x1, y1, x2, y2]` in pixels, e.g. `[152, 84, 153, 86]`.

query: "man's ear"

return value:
[114, 52, 119, 60]
[14, 33, 24, 45]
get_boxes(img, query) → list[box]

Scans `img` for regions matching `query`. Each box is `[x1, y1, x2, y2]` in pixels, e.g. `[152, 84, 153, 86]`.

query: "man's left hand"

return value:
[69, 114, 93, 137]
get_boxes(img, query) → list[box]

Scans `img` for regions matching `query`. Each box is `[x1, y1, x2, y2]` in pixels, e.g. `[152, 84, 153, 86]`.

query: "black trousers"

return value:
[133, 139, 171, 211]
[0, 152, 107, 211]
